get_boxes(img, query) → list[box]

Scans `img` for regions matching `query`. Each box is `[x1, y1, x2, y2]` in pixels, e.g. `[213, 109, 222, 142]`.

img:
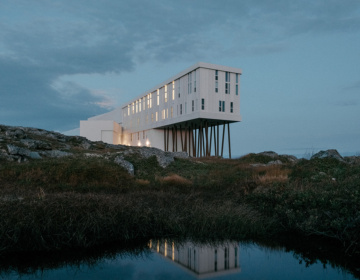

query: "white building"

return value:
[80, 62, 242, 158]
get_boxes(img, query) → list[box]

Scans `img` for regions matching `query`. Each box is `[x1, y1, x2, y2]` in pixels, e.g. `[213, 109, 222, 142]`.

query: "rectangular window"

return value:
[128, 105, 130, 115]
[201, 98, 205, 110]
[171, 106, 173, 117]
[132, 103, 135, 114]
[164, 85, 168, 103]
[151, 113, 154, 122]
[215, 70, 218, 80]
[225, 72, 230, 82]
[193, 70, 196, 92]
[180, 104, 183, 115]
[192, 100, 194, 112]
[225, 83, 230, 94]
[188, 72, 192, 94]
[157, 89, 159, 105]
[172, 81, 175, 100]
[225, 72, 230, 94]
[162, 109, 165, 120]
[185, 102, 187, 114]
[215, 81, 218, 93]
[178, 80, 180, 98]
[230, 102, 233, 113]
[219, 100, 225, 112]
[236, 84, 239, 95]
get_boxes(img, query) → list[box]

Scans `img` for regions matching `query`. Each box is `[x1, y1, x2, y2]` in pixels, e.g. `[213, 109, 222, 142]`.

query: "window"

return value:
[188, 72, 192, 94]
[215, 70, 218, 92]
[180, 104, 183, 115]
[230, 102, 233, 113]
[201, 98, 205, 110]
[132, 103, 135, 114]
[236, 73, 239, 95]
[164, 85, 168, 103]
[192, 100, 194, 112]
[172, 81, 175, 100]
[185, 102, 187, 114]
[128, 105, 130, 115]
[162, 109, 165, 120]
[178, 80, 181, 98]
[157, 89, 159, 105]
[156, 112, 158, 121]
[171, 106, 173, 117]
[193, 70, 196, 92]
[225, 72, 230, 94]
[224, 247, 229, 269]
[219, 101, 225, 112]
[151, 113, 154, 122]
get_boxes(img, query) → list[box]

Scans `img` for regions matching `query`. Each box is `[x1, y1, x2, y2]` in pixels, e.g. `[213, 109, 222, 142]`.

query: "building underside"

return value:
[159, 119, 234, 158]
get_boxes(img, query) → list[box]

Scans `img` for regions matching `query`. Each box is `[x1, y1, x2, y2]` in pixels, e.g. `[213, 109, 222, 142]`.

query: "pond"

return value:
[1, 240, 358, 280]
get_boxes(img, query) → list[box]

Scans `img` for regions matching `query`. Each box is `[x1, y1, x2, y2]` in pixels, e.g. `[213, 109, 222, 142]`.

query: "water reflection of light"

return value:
[149, 240, 241, 278]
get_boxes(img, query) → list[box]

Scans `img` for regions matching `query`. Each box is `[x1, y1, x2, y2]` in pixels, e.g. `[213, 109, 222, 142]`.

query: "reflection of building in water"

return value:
[149, 240, 241, 278]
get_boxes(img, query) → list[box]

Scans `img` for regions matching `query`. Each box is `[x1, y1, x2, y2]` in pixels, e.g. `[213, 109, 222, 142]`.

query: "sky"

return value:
[1, 0, 359, 157]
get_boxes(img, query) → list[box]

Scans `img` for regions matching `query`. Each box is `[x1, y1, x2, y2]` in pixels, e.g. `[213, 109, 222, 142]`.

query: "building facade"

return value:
[80, 62, 242, 158]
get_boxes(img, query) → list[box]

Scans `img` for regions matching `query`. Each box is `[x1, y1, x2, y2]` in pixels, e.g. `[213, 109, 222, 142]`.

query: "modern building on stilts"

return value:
[80, 62, 242, 158]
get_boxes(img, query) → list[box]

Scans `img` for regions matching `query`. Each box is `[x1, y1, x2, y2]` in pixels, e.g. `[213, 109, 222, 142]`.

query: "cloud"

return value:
[0, 0, 359, 131]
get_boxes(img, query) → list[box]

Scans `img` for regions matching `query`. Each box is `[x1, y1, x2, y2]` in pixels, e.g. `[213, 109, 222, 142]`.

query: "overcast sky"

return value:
[1, 1, 359, 157]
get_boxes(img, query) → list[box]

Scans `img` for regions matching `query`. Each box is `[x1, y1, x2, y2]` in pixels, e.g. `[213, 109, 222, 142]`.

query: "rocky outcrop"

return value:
[311, 149, 345, 162]
[0, 124, 189, 175]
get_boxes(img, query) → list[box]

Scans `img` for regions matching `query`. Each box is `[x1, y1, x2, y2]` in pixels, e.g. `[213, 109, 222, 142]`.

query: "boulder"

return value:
[311, 149, 345, 162]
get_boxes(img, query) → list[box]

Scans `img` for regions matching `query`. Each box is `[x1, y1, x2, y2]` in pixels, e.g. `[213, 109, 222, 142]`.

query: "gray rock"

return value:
[311, 149, 345, 162]
[114, 156, 134, 175]
[28, 151, 42, 159]
[40, 150, 72, 158]
[20, 139, 52, 150]
[258, 151, 278, 158]
[267, 160, 283, 165]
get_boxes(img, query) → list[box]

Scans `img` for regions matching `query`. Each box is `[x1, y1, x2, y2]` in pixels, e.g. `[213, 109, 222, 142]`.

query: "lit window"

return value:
[165, 85, 168, 103]
[162, 109, 165, 120]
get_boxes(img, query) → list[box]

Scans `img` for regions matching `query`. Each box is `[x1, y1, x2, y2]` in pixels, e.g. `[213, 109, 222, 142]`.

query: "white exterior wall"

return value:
[80, 62, 242, 155]
[80, 120, 122, 144]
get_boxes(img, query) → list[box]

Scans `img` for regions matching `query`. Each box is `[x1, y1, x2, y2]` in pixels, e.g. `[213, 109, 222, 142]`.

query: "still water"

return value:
[1, 240, 357, 280]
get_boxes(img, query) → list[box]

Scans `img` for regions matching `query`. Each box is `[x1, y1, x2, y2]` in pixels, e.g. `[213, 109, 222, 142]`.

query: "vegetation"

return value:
[0, 151, 359, 263]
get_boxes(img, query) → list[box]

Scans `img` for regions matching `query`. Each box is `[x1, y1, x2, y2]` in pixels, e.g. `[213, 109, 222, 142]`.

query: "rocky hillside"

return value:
[0, 124, 188, 175]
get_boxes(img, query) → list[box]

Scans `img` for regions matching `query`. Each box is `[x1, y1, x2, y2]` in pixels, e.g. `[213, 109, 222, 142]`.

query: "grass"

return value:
[0, 152, 359, 262]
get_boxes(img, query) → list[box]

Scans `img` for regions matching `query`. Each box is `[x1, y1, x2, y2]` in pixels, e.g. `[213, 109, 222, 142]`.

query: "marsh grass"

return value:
[0, 154, 359, 259]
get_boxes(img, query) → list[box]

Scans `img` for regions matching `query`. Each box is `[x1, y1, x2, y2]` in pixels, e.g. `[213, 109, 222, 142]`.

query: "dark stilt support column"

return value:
[228, 123, 231, 159]
[221, 123, 225, 157]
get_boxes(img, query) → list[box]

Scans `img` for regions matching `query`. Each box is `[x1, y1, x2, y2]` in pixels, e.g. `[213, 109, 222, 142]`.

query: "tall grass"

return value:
[0, 154, 359, 259]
